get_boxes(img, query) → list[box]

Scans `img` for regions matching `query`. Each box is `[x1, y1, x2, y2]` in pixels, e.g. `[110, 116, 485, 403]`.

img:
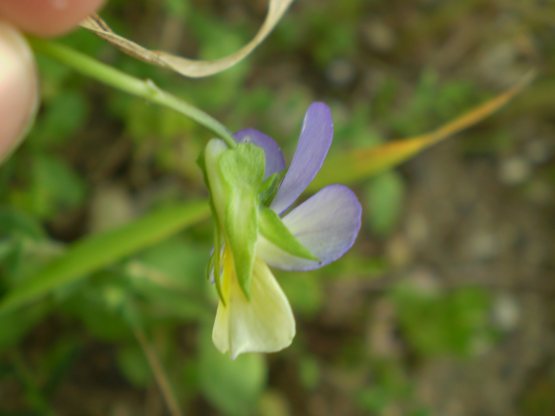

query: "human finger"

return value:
[0, 21, 38, 163]
[0, 0, 105, 37]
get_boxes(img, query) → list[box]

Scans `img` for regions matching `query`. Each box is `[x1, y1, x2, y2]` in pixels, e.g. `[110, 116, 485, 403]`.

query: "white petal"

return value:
[258, 185, 361, 271]
[212, 259, 295, 358]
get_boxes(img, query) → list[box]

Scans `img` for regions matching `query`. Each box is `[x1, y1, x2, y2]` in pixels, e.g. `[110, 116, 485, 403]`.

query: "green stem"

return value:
[29, 38, 237, 148]
[131, 318, 183, 416]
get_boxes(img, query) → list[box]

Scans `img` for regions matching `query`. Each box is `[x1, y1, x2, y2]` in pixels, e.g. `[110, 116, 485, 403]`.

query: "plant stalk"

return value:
[29, 38, 237, 148]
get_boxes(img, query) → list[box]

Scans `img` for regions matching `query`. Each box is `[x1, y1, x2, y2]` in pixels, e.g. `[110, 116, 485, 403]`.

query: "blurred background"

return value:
[1, 0, 554, 415]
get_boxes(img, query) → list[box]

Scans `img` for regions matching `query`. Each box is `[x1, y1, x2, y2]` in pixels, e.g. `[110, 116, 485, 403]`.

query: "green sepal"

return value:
[200, 140, 228, 305]
[259, 171, 285, 206]
[202, 139, 229, 222]
[206, 244, 215, 282]
[219, 143, 265, 188]
[224, 191, 258, 300]
[206, 224, 226, 306]
[197, 146, 207, 175]
[259, 207, 318, 261]
[218, 143, 266, 299]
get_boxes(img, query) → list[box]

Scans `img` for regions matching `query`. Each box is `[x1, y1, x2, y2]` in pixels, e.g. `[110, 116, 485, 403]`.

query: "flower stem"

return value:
[29, 38, 237, 148]
[132, 323, 183, 416]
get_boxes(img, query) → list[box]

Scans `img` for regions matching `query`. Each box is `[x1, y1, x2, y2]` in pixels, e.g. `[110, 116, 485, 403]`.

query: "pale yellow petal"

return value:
[212, 258, 295, 358]
[212, 299, 231, 354]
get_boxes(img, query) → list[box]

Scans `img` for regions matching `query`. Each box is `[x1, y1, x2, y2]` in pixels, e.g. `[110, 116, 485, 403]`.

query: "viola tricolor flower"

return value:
[202, 102, 361, 358]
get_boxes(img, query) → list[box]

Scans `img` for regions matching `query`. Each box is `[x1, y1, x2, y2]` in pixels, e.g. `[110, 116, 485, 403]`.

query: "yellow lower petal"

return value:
[212, 256, 295, 358]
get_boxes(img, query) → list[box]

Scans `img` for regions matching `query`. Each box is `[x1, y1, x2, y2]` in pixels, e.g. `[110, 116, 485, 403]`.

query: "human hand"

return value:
[0, 0, 105, 163]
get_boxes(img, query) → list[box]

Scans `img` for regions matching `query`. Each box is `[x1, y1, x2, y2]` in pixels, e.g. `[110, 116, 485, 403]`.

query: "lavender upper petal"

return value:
[270, 102, 333, 214]
[234, 128, 285, 178]
[258, 184, 362, 271]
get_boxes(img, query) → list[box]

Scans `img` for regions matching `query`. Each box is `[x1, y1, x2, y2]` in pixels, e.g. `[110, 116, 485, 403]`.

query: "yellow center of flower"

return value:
[220, 246, 248, 308]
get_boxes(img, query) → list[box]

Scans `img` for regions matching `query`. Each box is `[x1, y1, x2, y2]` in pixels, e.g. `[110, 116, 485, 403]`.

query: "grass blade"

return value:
[0, 201, 210, 314]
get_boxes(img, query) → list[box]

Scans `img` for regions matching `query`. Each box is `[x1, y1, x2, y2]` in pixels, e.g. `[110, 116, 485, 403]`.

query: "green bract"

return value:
[259, 208, 317, 261]
[202, 139, 313, 302]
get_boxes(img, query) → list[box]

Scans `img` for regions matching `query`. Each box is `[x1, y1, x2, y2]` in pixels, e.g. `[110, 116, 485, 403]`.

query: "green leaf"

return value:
[117, 343, 152, 387]
[365, 171, 405, 236]
[126, 237, 213, 320]
[61, 278, 131, 341]
[22, 154, 87, 219]
[259, 207, 317, 261]
[198, 325, 266, 416]
[0, 208, 45, 239]
[136, 237, 208, 288]
[0, 201, 210, 315]
[280, 273, 323, 318]
[218, 143, 266, 299]
[392, 285, 494, 356]
[30, 90, 88, 147]
[0, 303, 47, 349]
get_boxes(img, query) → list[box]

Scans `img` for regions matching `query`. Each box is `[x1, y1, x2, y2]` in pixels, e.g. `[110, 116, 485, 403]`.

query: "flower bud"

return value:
[0, 21, 38, 164]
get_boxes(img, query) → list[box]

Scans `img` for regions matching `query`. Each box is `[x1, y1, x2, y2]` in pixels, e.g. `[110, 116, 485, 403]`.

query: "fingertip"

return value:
[0, 0, 105, 37]
[0, 22, 39, 163]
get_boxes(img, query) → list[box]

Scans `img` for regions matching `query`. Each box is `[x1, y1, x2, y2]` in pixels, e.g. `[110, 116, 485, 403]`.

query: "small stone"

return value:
[406, 268, 440, 294]
[526, 139, 553, 164]
[466, 231, 499, 261]
[406, 214, 429, 245]
[89, 184, 135, 233]
[492, 294, 520, 331]
[499, 157, 530, 185]
[362, 20, 395, 52]
[326, 58, 356, 87]
[367, 299, 400, 358]
[386, 233, 413, 268]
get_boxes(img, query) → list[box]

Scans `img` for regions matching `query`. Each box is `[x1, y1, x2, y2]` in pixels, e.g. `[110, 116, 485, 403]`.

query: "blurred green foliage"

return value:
[392, 284, 495, 357]
[0, 0, 541, 414]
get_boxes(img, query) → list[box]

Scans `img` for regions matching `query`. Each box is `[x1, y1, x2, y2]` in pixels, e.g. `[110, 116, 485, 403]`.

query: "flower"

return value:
[202, 102, 362, 358]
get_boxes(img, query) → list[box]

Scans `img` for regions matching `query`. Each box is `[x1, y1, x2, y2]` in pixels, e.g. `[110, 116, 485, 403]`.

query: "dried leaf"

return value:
[311, 72, 534, 188]
[80, 0, 293, 78]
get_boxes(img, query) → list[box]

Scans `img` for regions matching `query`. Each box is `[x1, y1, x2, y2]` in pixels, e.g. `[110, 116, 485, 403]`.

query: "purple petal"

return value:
[258, 185, 361, 271]
[270, 102, 334, 214]
[234, 128, 285, 178]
